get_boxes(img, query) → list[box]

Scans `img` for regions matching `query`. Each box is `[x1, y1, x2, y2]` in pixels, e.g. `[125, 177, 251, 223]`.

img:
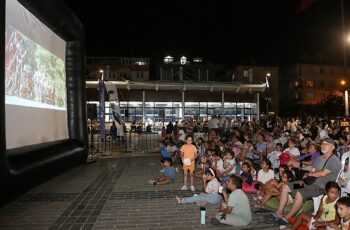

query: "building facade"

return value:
[234, 65, 279, 115]
[85, 57, 267, 124]
[282, 63, 350, 105]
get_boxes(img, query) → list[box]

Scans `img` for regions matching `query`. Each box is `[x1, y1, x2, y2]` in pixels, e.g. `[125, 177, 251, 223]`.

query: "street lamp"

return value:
[345, 89, 349, 116]
[99, 69, 104, 81]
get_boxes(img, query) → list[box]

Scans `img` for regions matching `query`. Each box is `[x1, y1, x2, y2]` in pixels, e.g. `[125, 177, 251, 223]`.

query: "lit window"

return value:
[164, 56, 173, 64]
[180, 56, 187, 65]
[306, 80, 314, 87]
[193, 58, 203, 63]
[243, 70, 249, 77]
[135, 61, 146, 65]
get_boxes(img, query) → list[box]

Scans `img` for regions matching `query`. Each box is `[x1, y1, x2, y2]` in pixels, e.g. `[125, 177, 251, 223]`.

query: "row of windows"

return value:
[299, 92, 328, 100]
[298, 65, 349, 76]
[88, 101, 258, 122]
[295, 80, 326, 88]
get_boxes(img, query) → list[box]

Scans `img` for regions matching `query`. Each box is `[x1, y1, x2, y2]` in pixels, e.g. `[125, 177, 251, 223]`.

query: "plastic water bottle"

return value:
[200, 207, 206, 224]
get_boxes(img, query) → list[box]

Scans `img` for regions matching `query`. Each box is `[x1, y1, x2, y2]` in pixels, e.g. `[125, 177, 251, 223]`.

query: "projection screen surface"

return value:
[5, 0, 68, 149]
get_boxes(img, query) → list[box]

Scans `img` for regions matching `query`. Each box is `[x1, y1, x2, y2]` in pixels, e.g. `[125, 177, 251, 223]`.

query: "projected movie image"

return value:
[5, 25, 66, 110]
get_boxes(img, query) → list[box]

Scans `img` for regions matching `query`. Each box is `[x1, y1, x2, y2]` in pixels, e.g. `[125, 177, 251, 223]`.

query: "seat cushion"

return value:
[266, 197, 313, 213]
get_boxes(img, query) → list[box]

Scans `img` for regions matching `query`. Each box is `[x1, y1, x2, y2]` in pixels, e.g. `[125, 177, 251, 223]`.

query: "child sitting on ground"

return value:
[254, 159, 275, 192]
[175, 168, 221, 206]
[256, 164, 289, 200]
[148, 158, 176, 185]
[285, 181, 341, 230]
[328, 196, 350, 230]
[241, 162, 255, 192]
[220, 150, 236, 177]
[255, 169, 294, 208]
[195, 156, 210, 178]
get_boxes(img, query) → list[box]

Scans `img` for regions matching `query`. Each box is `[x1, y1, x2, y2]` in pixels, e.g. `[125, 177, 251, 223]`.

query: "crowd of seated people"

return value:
[149, 115, 350, 228]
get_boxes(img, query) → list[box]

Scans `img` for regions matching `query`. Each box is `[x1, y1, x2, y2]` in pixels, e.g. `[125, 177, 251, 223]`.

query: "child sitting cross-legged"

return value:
[148, 158, 176, 185]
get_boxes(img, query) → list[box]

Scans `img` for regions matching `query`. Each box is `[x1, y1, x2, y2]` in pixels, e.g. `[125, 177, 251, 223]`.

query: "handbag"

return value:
[303, 176, 317, 185]
[302, 154, 333, 185]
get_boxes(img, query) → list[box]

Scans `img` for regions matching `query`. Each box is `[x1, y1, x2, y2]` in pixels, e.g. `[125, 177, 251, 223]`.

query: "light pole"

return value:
[265, 73, 271, 115]
[345, 89, 349, 116]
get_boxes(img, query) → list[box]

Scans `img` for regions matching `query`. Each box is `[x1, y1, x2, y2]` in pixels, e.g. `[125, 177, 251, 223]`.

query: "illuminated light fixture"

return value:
[180, 56, 187, 65]
[164, 55, 173, 64]
[346, 33, 350, 43]
[126, 80, 130, 90]
[210, 85, 214, 92]
[266, 77, 270, 88]
[99, 69, 104, 80]
[135, 61, 146, 65]
[193, 57, 203, 63]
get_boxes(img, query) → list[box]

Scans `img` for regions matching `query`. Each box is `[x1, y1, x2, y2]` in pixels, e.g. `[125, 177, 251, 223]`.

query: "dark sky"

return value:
[64, 0, 350, 67]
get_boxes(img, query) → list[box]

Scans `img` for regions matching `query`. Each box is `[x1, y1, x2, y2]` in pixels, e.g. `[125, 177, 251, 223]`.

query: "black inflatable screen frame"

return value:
[0, 0, 88, 200]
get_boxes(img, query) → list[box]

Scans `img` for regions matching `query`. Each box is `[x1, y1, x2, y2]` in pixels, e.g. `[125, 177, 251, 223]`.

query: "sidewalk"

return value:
[0, 152, 279, 229]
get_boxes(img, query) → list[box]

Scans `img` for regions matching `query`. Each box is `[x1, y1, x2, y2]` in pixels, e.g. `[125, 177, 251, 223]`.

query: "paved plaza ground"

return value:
[0, 151, 280, 229]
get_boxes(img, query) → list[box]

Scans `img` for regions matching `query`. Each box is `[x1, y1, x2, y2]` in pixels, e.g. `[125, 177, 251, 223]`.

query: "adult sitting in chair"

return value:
[264, 137, 341, 228]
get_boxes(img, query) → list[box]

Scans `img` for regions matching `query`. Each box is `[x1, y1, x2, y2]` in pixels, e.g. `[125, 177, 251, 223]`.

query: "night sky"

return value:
[64, 0, 350, 67]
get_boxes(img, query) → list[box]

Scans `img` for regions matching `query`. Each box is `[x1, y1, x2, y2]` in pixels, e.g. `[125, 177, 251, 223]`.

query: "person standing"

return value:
[180, 135, 197, 191]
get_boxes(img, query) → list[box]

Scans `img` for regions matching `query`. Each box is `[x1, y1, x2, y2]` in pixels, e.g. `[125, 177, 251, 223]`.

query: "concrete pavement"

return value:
[0, 152, 279, 229]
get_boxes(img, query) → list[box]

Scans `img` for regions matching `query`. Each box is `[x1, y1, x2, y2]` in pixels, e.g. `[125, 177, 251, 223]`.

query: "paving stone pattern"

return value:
[0, 154, 280, 229]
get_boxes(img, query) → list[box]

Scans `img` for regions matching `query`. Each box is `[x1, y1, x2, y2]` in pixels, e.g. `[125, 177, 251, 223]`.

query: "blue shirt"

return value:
[161, 146, 171, 158]
[298, 151, 320, 166]
[164, 167, 176, 182]
[240, 172, 253, 185]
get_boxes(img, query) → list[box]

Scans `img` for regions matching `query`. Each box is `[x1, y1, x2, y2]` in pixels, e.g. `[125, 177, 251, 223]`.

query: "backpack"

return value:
[279, 151, 291, 166]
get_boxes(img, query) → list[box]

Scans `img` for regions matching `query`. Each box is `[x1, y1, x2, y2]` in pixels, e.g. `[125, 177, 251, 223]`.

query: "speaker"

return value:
[87, 104, 97, 120]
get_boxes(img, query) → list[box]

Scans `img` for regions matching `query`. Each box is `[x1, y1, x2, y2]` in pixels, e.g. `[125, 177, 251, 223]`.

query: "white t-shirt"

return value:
[205, 177, 221, 193]
[284, 147, 300, 157]
[178, 129, 186, 141]
[208, 118, 219, 129]
[268, 150, 282, 169]
[224, 158, 236, 175]
[257, 169, 275, 184]
[216, 158, 225, 173]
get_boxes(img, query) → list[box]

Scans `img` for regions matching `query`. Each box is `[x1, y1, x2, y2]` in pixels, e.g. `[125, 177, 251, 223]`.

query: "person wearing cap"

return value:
[175, 167, 221, 205]
[265, 136, 341, 227]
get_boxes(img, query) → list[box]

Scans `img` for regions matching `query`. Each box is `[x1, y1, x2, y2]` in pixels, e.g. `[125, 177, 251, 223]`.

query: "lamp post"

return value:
[265, 73, 271, 115]
[345, 89, 349, 116]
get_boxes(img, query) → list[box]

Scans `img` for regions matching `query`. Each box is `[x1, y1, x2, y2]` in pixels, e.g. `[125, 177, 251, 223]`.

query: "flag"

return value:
[98, 79, 105, 138]
[104, 81, 124, 137]
[296, 0, 315, 12]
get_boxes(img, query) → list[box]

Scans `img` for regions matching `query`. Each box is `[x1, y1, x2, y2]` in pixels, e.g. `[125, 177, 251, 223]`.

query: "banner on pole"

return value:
[104, 81, 124, 136]
[98, 79, 105, 138]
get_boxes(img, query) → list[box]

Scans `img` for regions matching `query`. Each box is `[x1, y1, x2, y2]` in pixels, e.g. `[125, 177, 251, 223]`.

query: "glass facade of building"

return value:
[87, 101, 258, 123]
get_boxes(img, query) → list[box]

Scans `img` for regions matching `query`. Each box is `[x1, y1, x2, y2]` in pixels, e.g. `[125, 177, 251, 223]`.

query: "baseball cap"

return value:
[321, 136, 335, 145]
